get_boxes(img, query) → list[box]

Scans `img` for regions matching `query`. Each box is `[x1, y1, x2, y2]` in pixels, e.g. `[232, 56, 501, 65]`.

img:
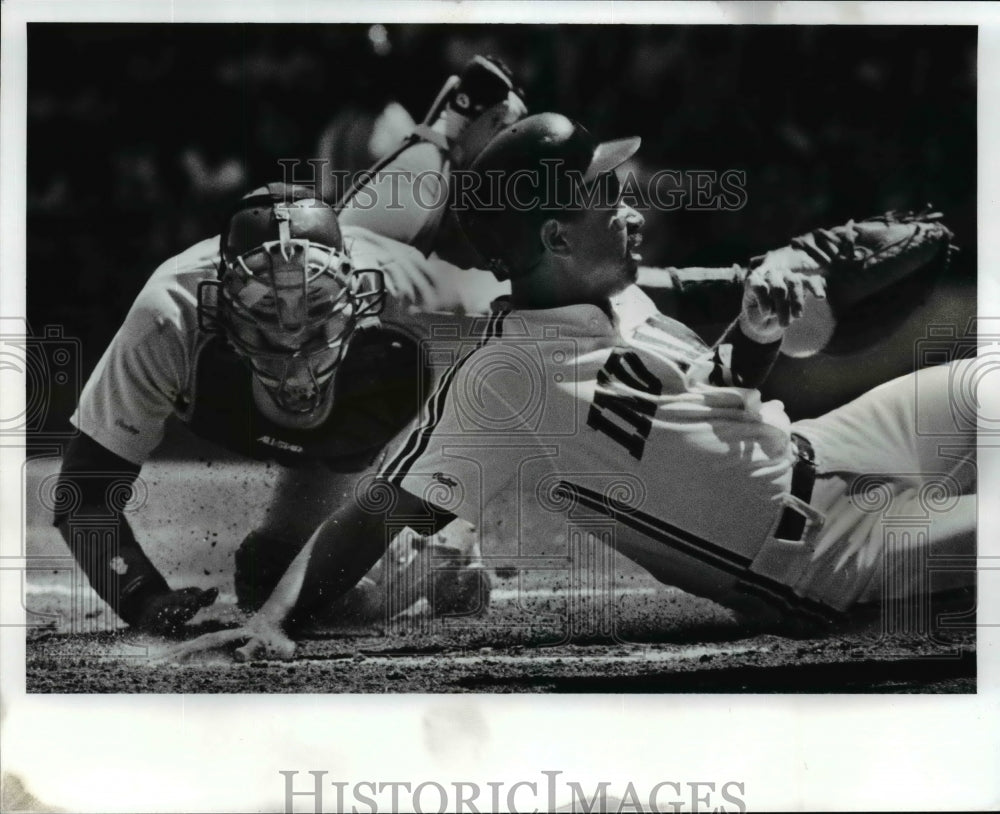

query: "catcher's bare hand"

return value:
[739, 266, 827, 343]
[157, 615, 296, 663]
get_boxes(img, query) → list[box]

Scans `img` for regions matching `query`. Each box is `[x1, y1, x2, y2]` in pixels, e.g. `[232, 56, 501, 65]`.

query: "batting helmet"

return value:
[198, 183, 386, 414]
[456, 112, 640, 279]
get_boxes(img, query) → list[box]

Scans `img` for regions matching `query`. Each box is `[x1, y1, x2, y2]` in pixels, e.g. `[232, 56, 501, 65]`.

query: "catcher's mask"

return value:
[198, 183, 386, 415]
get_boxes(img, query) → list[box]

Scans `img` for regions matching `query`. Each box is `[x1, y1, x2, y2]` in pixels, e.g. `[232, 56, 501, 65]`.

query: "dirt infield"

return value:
[22, 459, 976, 694]
[25, 615, 976, 695]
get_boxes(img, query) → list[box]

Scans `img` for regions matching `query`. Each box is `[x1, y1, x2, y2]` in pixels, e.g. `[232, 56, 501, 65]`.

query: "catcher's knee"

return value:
[233, 530, 306, 612]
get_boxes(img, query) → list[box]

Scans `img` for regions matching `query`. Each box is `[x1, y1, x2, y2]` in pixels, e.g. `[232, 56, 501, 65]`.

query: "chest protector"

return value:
[188, 327, 428, 471]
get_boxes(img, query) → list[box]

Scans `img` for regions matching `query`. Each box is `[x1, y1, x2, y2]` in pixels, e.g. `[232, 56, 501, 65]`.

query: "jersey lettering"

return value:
[586, 351, 663, 460]
[256, 435, 304, 454]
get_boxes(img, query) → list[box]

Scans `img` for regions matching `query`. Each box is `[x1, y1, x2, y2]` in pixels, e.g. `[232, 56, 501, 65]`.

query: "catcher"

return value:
[53, 186, 439, 633]
[164, 113, 972, 660]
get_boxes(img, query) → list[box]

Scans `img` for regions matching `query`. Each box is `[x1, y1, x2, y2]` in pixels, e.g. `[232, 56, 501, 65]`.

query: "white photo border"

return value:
[2, 2, 998, 812]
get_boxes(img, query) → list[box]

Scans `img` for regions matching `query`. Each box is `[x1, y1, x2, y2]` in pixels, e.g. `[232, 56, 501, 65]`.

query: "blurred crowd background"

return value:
[26, 24, 976, 434]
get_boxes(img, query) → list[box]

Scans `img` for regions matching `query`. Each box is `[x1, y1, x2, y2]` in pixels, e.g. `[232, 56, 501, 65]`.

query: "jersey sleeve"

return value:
[337, 140, 510, 314]
[415, 253, 509, 314]
[338, 141, 446, 247]
[342, 225, 508, 315]
[71, 292, 192, 465]
[377, 342, 550, 525]
[338, 164, 431, 247]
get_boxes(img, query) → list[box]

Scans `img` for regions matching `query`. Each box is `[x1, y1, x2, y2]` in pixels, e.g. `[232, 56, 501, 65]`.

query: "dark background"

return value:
[26, 24, 976, 436]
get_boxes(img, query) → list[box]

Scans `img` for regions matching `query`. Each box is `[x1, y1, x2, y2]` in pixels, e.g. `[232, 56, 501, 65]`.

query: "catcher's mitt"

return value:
[748, 206, 957, 356]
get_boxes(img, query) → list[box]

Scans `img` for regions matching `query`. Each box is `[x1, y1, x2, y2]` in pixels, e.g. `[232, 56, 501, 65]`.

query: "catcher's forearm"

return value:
[57, 514, 173, 625]
[55, 434, 171, 624]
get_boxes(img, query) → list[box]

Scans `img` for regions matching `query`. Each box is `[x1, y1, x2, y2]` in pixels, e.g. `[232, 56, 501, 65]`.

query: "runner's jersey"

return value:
[381, 296, 803, 607]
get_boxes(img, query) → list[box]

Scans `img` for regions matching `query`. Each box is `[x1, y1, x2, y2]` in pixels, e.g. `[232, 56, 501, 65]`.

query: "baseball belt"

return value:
[774, 433, 817, 542]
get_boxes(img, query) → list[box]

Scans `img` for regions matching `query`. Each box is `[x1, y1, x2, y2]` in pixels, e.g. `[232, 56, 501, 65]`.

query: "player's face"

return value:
[222, 242, 359, 415]
[234, 318, 347, 415]
[252, 349, 340, 415]
[562, 172, 644, 299]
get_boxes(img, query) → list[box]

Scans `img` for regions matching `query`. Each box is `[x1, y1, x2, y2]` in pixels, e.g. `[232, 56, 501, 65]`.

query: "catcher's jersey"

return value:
[71, 231, 459, 467]
[381, 297, 807, 610]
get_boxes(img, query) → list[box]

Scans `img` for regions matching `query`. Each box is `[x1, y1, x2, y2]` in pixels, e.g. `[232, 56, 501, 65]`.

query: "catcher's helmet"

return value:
[198, 183, 386, 415]
[456, 112, 640, 279]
